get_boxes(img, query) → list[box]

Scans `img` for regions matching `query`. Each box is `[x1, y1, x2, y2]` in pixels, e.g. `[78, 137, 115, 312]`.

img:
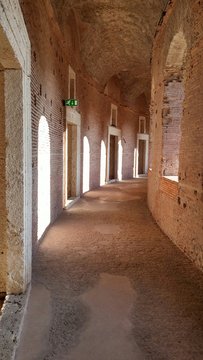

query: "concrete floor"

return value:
[15, 180, 203, 360]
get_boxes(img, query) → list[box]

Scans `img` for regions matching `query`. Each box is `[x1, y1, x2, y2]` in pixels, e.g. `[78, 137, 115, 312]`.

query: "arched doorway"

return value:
[38, 116, 51, 240]
[162, 31, 187, 180]
[100, 140, 106, 186]
[83, 136, 90, 193]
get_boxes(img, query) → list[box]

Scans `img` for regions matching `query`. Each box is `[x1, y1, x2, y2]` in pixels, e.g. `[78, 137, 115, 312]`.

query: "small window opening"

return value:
[68, 66, 76, 101]
[162, 31, 187, 179]
[70, 78, 75, 99]
[110, 105, 117, 127]
[139, 117, 146, 133]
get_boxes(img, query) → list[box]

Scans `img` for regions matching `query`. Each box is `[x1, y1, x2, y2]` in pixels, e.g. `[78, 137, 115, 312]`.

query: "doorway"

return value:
[38, 116, 50, 240]
[64, 123, 77, 205]
[100, 140, 106, 186]
[109, 135, 118, 180]
[107, 126, 122, 182]
[138, 140, 146, 175]
[63, 108, 81, 207]
[67, 124, 77, 199]
[136, 134, 149, 178]
[83, 136, 90, 193]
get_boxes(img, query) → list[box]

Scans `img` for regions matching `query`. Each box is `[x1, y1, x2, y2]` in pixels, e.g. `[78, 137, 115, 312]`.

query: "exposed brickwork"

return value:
[148, 0, 203, 271]
[30, 32, 65, 247]
[20, 0, 148, 246]
[160, 177, 178, 200]
[162, 79, 184, 176]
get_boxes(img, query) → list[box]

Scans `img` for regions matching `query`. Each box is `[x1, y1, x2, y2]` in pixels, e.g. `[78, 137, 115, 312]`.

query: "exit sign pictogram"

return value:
[64, 99, 78, 106]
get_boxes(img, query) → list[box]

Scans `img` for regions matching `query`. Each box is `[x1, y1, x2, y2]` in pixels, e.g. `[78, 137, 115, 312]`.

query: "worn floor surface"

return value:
[16, 180, 203, 360]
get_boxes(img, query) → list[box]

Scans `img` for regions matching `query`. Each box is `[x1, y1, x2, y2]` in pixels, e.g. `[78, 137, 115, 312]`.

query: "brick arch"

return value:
[37, 116, 51, 240]
[165, 31, 187, 73]
[161, 31, 187, 177]
[83, 136, 90, 193]
[100, 140, 107, 186]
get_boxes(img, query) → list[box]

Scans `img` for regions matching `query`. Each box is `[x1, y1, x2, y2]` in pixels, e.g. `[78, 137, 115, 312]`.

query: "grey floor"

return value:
[16, 180, 203, 360]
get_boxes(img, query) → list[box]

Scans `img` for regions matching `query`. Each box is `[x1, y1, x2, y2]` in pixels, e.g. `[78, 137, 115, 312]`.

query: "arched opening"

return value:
[118, 139, 123, 181]
[63, 108, 81, 207]
[100, 140, 106, 186]
[83, 136, 90, 193]
[162, 31, 187, 179]
[38, 116, 51, 240]
[107, 126, 122, 182]
[149, 77, 155, 171]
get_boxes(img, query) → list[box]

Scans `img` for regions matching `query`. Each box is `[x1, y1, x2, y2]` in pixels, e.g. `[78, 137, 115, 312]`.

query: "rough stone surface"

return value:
[0, 0, 32, 294]
[16, 180, 203, 360]
[0, 1, 203, 358]
[20, 0, 149, 245]
[51, 0, 167, 102]
[5, 69, 24, 293]
[0, 289, 30, 360]
[0, 70, 7, 293]
[148, 0, 203, 271]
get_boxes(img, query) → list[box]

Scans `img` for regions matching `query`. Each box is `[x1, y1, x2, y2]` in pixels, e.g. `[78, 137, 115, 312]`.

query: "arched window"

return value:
[118, 139, 123, 180]
[38, 116, 50, 239]
[83, 136, 90, 193]
[162, 31, 187, 179]
[100, 140, 106, 186]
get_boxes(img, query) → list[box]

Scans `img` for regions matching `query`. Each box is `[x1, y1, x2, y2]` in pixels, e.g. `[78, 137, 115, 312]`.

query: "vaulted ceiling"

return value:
[51, 0, 168, 104]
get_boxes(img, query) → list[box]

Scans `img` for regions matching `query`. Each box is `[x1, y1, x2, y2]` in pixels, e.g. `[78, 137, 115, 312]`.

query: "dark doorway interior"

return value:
[109, 135, 118, 180]
[138, 140, 146, 175]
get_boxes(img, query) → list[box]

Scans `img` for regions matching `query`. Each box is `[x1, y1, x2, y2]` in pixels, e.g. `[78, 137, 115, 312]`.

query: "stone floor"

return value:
[15, 180, 203, 360]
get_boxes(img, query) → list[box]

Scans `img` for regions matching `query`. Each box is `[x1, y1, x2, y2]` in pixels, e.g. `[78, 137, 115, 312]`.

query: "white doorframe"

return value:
[106, 126, 122, 182]
[64, 107, 81, 206]
[136, 133, 149, 177]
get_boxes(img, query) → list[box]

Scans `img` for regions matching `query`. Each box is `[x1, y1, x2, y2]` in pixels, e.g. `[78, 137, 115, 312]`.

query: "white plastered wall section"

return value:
[0, 0, 32, 293]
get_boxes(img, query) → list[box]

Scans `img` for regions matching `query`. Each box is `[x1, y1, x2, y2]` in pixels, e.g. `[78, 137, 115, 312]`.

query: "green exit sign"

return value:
[64, 99, 78, 106]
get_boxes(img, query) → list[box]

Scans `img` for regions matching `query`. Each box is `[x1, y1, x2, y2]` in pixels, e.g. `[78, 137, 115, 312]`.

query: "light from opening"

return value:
[38, 116, 50, 240]
[100, 140, 106, 186]
[83, 136, 90, 193]
[118, 140, 123, 180]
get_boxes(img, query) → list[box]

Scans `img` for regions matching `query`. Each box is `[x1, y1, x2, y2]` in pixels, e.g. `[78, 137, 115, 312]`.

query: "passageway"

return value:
[16, 180, 203, 360]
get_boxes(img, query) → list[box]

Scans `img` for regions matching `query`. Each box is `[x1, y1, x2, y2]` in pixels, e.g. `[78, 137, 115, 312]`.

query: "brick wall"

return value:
[20, 0, 147, 247]
[160, 177, 178, 200]
[162, 79, 184, 176]
[148, 0, 203, 271]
